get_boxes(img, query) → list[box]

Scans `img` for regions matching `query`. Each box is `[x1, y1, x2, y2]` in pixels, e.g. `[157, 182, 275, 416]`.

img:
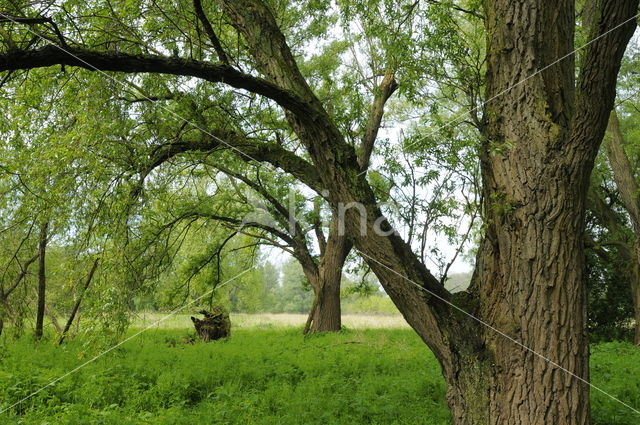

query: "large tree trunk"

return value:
[309, 215, 350, 333]
[465, 1, 591, 421]
[298, 214, 351, 334]
[34, 221, 48, 340]
[216, 0, 637, 423]
[303, 270, 342, 333]
[310, 271, 342, 332]
[3, 0, 632, 421]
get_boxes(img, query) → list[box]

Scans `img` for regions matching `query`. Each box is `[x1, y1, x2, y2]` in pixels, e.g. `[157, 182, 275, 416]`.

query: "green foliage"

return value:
[591, 343, 640, 425]
[341, 295, 399, 315]
[1, 330, 638, 425]
[586, 245, 635, 343]
[0, 329, 450, 425]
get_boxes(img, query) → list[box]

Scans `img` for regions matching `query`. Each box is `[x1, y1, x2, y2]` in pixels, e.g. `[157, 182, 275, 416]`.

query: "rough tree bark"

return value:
[449, 1, 638, 422]
[303, 215, 351, 333]
[0, 0, 637, 422]
[216, 1, 637, 423]
[605, 110, 640, 345]
[191, 307, 231, 341]
[34, 221, 48, 340]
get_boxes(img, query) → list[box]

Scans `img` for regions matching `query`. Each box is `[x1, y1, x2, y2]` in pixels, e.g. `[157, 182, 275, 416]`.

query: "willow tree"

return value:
[145, 156, 352, 333]
[0, 0, 638, 423]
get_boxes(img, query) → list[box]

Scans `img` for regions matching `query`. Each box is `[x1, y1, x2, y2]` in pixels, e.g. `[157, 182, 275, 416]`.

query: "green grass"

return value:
[0, 329, 639, 425]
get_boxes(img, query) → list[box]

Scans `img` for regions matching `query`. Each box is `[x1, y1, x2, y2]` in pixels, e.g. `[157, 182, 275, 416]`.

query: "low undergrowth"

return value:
[0, 329, 638, 424]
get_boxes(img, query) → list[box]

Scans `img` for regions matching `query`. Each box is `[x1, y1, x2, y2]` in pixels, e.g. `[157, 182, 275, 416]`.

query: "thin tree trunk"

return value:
[59, 258, 100, 344]
[34, 221, 48, 340]
[634, 280, 640, 346]
[605, 111, 640, 345]
[0, 253, 39, 339]
[0, 301, 4, 338]
[632, 242, 640, 346]
[45, 304, 62, 333]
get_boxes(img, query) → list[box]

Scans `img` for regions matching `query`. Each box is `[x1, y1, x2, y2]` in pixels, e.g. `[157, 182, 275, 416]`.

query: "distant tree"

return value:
[278, 259, 313, 314]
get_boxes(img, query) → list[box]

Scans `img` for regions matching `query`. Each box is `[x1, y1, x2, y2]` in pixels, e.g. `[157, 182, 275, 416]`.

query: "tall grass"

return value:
[0, 328, 638, 424]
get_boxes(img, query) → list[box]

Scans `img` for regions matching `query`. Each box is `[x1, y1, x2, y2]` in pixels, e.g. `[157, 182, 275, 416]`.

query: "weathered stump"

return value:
[190, 307, 230, 342]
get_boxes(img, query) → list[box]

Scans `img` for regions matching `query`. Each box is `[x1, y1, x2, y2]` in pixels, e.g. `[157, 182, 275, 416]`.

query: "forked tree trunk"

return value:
[202, 1, 639, 423]
[427, 1, 638, 422]
[303, 216, 351, 333]
[310, 273, 342, 332]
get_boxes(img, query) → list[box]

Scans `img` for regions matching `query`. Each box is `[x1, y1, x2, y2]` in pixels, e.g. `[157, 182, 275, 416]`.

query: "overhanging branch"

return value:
[0, 45, 314, 116]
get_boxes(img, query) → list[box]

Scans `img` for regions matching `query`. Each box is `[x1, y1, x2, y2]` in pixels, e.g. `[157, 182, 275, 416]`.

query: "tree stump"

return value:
[190, 307, 230, 342]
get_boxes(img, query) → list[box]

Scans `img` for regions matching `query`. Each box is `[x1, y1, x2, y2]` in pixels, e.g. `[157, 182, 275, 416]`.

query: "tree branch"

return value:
[570, 0, 639, 158]
[605, 109, 640, 231]
[0, 45, 314, 116]
[173, 210, 297, 248]
[358, 71, 398, 171]
[0, 13, 68, 47]
[3, 253, 38, 298]
[193, 0, 229, 64]
[145, 129, 325, 193]
[425, 0, 485, 19]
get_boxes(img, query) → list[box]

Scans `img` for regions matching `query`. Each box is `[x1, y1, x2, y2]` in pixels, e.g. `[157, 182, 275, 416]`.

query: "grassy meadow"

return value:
[131, 312, 410, 330]
[0, 316, 639, 425]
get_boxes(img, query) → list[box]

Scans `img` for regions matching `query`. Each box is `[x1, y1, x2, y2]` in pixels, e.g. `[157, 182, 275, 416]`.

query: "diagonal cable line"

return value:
[2, 9, 640, 417]
[0, 268, 251, 415]
[357, 250, 640, 416]
[0, 12, 273, 170]
[358, 12, 640, 177]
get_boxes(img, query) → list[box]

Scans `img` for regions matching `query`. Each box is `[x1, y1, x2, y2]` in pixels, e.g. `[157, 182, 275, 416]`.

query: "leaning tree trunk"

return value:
[605, 111, 640, 345]
[214, 1, 638, 423]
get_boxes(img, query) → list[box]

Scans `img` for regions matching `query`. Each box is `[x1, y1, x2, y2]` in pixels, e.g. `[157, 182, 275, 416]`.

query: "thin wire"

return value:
[0, 12, 270, 169]
[358, 12, 640, 177]
[357, 250, 640, 416]
[2, 9, 639, 417]
[0, 268, 251, 415]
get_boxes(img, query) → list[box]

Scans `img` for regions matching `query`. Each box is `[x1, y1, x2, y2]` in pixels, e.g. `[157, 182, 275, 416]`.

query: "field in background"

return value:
[131, 312, 409, 330]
